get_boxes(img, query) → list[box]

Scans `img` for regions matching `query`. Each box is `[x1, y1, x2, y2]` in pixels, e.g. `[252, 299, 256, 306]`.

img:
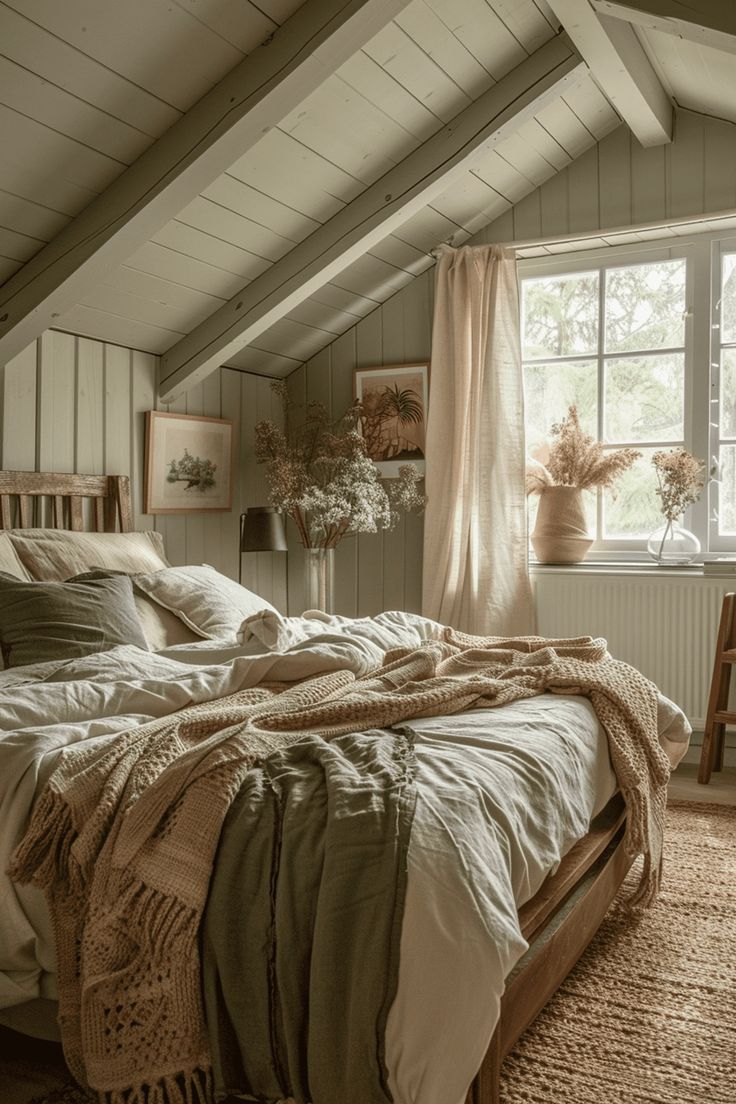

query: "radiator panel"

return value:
[533, 571, 735, 726]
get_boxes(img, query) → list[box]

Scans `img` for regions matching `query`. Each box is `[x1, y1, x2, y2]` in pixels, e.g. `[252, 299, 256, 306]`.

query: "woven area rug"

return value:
[2, 802, 733, 1103]
[500, 801, 736, 1103]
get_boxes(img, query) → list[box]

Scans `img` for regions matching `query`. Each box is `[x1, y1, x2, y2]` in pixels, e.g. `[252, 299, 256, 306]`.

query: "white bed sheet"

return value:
[0, 613, 691, 1103]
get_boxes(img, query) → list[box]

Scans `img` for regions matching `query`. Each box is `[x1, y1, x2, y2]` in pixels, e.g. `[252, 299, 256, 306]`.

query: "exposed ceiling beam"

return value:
[0, 0, 414, 367]
[159, 35, 585, 401]
[546, 0, 673, 146]
[593, 0, 736, 55]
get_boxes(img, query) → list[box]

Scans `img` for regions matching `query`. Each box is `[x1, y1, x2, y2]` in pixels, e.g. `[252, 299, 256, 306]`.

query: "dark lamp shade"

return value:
[240, 508, 287, 552]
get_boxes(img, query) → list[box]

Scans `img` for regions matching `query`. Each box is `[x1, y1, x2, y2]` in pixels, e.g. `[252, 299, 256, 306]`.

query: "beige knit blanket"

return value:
[9, 632, 671, 1104]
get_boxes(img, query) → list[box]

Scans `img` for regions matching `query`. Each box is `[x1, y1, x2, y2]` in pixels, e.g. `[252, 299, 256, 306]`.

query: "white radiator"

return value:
[533, 568, 736, 727]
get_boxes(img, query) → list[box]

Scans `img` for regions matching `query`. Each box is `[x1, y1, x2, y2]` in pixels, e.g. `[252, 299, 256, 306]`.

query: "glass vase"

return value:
[647, 520, 701, 565]
[304, 547, 334, 612]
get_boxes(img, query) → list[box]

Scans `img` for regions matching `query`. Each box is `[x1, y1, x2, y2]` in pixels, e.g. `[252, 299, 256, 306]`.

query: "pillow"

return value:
[67, 569, 201, 652]
[0, 573, 148, 669]
[133, 594, 201, 651]
[0, 533, 32, 580]
[133, 564, 277, 641]
[7, 529, 169, 582]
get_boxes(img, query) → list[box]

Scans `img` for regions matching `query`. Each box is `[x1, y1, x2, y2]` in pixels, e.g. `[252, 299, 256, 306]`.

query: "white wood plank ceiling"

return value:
[0, 0, 735, 383]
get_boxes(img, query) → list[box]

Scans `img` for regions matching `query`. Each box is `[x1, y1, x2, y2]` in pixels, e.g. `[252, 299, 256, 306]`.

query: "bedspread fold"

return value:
[8, 631, 670, 1104]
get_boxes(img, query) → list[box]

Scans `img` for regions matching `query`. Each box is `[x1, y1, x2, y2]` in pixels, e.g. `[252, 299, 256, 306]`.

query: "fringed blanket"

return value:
[9, 632, 671, 1104]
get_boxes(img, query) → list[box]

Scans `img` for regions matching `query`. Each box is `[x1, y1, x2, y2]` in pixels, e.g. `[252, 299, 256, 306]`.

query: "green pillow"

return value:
[0, 572, 148, 669]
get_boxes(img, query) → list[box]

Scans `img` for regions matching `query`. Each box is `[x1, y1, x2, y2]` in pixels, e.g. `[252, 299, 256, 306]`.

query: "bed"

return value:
[0, 470, 691, 1104]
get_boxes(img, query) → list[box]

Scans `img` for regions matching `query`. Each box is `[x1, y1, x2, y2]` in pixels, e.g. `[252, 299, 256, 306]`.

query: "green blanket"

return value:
[201, 727, 418, 1104]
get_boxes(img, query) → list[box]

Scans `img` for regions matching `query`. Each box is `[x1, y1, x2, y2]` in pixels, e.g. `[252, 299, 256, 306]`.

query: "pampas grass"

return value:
[527, 406, 640, 496]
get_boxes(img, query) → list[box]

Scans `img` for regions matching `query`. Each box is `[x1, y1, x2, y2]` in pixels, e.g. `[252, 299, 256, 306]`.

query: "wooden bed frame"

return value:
[0, 469, 632, 1103]
[0, 470, 132, 532]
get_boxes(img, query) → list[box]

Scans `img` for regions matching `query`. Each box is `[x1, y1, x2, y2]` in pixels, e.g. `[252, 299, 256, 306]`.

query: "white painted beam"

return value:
[0, 0, 414, 366]
[593, 0, 736, 55]
[547, 0, 673, 146]
[159, 35, 585, 401]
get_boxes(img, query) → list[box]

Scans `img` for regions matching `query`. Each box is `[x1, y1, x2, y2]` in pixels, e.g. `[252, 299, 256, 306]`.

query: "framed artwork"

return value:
[354, 363, 429, 476]
[144, 411, 233, 514]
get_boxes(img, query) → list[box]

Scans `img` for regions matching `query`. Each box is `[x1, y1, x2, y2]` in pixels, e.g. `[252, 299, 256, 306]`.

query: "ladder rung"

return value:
[713, 710, 736, 725]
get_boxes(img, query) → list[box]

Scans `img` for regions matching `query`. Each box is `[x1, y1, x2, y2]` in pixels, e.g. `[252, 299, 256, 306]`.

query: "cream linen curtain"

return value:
[422, 244, 534, 635]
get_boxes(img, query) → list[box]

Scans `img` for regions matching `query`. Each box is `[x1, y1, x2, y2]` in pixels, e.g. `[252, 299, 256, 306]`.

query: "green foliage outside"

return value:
[522, 259, 687, 538]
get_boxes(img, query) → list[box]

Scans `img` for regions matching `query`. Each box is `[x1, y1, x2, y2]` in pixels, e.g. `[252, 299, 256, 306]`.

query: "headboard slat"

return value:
[18, 495, 32, 528]
[69, 497, 83, 531]
[0, 472, 133, 533]
[53, 496, 65, 528]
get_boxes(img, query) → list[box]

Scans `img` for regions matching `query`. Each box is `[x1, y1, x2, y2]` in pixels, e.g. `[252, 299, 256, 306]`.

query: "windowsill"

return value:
[530, 560, 736, 578]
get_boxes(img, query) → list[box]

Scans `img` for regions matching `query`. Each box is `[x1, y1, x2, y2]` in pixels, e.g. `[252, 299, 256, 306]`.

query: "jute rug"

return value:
[499, 801, 736, 1103]
[2, 802, 733, 1104]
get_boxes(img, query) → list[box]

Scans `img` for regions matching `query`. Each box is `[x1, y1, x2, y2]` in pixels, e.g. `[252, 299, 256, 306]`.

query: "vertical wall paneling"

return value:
[285, 364, 308, 614]
[0, 331, 292, 607]
[331, 328, 359, 617]
[355, 307, 385, 617]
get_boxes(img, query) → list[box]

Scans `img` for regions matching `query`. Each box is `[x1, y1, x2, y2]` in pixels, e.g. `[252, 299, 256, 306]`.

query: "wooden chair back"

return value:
[0, 471, 133, 532]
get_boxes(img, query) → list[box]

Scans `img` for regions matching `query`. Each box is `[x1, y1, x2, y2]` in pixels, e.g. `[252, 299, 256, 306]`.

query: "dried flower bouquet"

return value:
[255, 381, 425, 549]
[526, 406, 640, 496]
[652, 447, 705, 522]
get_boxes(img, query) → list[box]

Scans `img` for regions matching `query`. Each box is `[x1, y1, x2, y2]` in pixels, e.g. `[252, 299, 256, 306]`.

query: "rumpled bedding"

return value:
[0, 611, 691, 1104]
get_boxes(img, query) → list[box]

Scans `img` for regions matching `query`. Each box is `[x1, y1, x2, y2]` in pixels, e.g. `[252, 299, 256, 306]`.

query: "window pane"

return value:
[721, 254, 736, 344]
[603, 448, 663, 538]
[604, 259, 686, 353]
[721, 349, 736, 439]
[604, 354, 684, 442]
[720, 446, 736, 535]
[522, 271, 599, 359]
[524, 360, 597, 453]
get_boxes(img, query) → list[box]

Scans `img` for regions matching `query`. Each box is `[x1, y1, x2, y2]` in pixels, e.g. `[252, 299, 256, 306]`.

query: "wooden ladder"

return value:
[699, 592, 736, 784]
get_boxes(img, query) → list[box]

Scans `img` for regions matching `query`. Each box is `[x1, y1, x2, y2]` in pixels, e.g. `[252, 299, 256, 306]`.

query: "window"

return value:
[518, 236, 736, 560]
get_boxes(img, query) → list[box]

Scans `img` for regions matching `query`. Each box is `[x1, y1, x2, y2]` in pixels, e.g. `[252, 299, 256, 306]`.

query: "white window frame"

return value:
[709, 236, 736, 553]
[519, 233, 719, 562]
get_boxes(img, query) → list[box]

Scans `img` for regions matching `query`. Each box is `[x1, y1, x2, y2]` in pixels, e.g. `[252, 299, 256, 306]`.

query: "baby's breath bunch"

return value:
[652, 447, 704, 522]
[255, 381, 425, 548]
[526, 406, 640, 495]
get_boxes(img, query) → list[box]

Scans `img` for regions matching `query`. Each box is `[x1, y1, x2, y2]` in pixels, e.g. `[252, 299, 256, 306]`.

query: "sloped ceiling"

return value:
[0, 0, 735, 385]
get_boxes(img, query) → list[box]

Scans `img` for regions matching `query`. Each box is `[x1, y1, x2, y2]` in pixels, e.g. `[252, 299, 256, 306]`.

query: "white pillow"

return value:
[8, 529, 169, 582]
[133, 564, 277, 641]
[0, 533, 32, 580]
[133, 593, 201, 652]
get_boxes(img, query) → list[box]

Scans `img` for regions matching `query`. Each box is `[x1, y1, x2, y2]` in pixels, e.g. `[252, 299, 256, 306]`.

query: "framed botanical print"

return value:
[354, 363, 429, 476]
[144, 411, 233, 514]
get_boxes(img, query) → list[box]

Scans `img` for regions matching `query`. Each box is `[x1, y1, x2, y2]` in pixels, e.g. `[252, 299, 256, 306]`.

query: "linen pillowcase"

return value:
[0, 533, 32, 581]
[7, 529, 169, 582]
[69, 569, 202, 652]
[0, 572, 148, 669]
[132, 564, 277, 641]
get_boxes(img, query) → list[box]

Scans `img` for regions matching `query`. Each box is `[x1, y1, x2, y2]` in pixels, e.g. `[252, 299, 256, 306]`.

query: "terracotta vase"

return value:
[531, 486, 593, 564]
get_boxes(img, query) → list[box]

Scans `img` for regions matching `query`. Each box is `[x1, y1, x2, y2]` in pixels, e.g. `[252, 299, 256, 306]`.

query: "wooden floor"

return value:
[668, 761, 736, 806]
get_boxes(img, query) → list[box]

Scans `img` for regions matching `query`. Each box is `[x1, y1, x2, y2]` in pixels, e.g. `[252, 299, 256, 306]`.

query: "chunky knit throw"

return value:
[9, 633, 670, 1104]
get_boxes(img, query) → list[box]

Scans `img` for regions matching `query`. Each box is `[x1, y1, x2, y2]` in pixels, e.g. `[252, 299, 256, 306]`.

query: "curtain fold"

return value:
[422, 244, 534, 636]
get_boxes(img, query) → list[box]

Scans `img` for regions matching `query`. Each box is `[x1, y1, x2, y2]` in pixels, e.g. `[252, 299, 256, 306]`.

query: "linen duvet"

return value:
[0, 610, 691, 1104]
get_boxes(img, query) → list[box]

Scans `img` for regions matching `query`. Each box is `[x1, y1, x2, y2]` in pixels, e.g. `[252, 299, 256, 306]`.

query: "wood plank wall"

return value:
[474, 110, 736, 244]
[0, 329, 288, 610]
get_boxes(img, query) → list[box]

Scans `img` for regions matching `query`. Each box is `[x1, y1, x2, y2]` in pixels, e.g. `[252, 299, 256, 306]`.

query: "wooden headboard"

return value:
[0, 471, 133, 532]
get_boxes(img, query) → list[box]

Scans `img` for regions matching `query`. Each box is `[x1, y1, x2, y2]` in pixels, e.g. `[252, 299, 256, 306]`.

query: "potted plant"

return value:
[526, 406, 640, 563]
[647, 447, 705, 565]
[255, 381, 425, 610]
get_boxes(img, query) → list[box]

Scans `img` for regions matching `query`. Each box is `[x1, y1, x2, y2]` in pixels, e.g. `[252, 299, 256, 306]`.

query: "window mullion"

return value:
[685, 238, 710, 549]
[597, 266, 605, 542]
